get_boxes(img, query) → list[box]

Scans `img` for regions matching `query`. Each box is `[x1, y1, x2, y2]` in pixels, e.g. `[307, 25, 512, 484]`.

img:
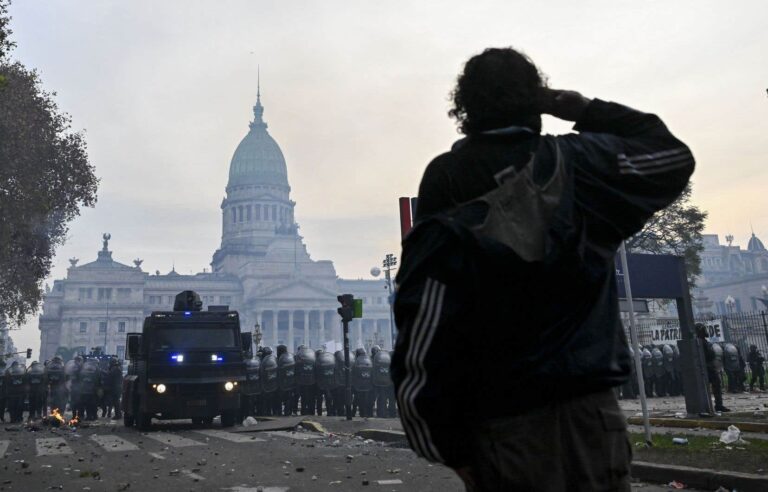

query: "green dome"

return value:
[227, 96, 288, 189]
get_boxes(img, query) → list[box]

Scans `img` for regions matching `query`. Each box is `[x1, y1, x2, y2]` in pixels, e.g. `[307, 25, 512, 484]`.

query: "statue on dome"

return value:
[102, 233, 111, 251]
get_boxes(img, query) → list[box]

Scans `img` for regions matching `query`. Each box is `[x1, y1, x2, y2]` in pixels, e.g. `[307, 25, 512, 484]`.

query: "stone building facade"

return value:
[694, 232, 768, 315]
[38, 92, 391, 361]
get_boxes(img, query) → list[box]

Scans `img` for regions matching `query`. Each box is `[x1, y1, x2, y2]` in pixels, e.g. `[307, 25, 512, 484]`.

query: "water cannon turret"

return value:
[173, 290, 203, 312]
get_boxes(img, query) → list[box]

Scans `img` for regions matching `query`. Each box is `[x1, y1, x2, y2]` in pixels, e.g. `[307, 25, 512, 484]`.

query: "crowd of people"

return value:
[241, 344, 396, 419]
[0, 354, 123, 423]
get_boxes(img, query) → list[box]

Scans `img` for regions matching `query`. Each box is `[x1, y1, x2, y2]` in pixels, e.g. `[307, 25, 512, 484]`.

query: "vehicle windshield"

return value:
[150, 323, 237, 350]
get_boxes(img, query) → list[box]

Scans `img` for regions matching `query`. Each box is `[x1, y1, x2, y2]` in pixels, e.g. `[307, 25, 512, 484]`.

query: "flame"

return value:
[51, 408, 66, 424]
[49, 408, 79, 427]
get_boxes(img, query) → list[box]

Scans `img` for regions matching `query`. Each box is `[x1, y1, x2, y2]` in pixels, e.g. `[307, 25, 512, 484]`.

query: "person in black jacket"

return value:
[391, 47, 694, 492]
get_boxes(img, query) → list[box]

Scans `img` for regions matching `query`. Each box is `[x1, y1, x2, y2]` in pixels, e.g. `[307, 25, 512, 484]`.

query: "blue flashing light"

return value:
[210, 354, 223, 362]
[184, 311, 192, 317]
[171, 354, 184, 363]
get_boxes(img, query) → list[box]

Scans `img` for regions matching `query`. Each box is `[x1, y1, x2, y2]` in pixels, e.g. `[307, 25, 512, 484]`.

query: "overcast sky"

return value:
[7, 0, 768, 356]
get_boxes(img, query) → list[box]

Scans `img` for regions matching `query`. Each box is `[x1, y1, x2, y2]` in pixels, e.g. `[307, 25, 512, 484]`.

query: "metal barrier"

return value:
[622, 310, 768, 375]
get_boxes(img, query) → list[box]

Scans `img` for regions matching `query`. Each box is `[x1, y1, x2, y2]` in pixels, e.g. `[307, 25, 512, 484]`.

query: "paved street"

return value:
[0, 415, 463, 492]
[0, 414, 707, 492]
[620, 391, 768, 416]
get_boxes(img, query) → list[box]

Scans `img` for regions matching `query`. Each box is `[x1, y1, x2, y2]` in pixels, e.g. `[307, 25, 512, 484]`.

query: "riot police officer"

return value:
[661, 345, 677, 396]
[315, 349, 336, 416]
[352, 348, 373, 417]
[370, 346, 393, 417]
[651, 346, 665, 396]
[259, 347, 279, 416]
[295, 346, 316, 415]
[5, 361, 26, 423]
[242, 356, 261, 418]
[78, 358, 101, 421]
[276, 345, 296, 416]
[748, 344, 766, 391]
[641, 347, 654, 397]
[696, 324, 730, 412]
[25, 361, 47, 419]
[723, 343, 741, 393]
[66, 356, 84, 419]
[45, 356, 67, 414]
[332, 350, 348, 416]
[103, 358, 123, 419]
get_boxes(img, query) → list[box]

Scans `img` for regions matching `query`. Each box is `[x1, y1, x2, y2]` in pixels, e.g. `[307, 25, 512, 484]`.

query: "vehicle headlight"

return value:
[156, 383, 167, 394]
[224, 381, 234, 391]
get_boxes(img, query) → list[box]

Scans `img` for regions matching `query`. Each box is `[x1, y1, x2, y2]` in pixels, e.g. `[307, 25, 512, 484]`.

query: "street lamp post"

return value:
[383, 254, 398, 350]
[725, 295, 736, 314]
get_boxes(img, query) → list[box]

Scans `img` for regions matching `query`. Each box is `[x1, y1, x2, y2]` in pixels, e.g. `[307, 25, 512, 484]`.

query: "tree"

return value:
[626, 184, 707, 287]
[0, 1, 99, 325]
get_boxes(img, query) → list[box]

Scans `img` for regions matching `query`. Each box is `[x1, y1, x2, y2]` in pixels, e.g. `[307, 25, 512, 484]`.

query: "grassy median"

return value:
[630, 432, 768, 475]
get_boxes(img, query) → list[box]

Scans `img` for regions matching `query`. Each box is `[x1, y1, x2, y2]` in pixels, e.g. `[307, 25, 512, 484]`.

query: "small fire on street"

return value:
[43, 408, 80, 428]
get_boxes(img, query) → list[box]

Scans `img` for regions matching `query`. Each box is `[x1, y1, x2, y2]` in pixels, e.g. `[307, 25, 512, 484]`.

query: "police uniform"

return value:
[295, 347, 316, 415]
[25, 362, 47, 419]
[45, 357, 67, 414]
[352, 349, 373, 417]
[314, 350, 336, 416]
[259, 348, 279, 416]
[104, 361, 123, 419]
[4, 362, 26, 423]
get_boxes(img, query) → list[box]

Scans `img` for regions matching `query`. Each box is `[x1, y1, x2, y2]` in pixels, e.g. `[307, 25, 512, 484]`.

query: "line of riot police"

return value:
[0, 354, 124, 423]
[619, 341, 767, 401]
[240, 344, 397, 419]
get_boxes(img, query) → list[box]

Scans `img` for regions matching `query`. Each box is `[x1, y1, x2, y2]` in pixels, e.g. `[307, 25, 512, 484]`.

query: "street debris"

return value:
[672, 438, 688, 445]
[243, 417, 258, 427]
[667, 480, 685, 489]
[719, 425, 748, 445]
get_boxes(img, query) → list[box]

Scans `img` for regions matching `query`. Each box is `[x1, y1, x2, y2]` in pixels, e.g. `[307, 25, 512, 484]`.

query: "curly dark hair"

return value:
[449, 47, 548, 135]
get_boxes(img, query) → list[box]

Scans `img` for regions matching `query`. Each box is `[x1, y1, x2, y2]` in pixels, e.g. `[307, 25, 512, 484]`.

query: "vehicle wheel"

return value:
[123, 411, 134, 427]
[137, 412, 152, 431]
[220, 411, 235, 428]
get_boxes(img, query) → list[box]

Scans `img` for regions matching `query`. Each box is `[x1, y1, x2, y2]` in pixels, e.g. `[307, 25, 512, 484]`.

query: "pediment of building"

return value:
[256, 279, 337, 300]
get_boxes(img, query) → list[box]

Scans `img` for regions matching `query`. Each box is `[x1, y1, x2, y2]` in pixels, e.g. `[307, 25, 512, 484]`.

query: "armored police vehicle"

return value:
[122, 290, 251, 430]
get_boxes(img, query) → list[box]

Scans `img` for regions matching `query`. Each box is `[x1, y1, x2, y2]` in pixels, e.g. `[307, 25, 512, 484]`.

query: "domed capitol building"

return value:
[37, 91, 390, 361]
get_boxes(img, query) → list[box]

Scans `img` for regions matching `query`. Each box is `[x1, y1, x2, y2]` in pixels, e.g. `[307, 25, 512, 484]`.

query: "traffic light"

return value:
[26, 348, 32, 359]
[337, 294, 363, 322]
[337, 294, 354, 322]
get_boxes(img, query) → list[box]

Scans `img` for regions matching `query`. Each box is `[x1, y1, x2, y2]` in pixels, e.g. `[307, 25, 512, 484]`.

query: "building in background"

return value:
[38, 92, 390, 361]
[1, 315, 21, 364]
[694, 233, 768, 315]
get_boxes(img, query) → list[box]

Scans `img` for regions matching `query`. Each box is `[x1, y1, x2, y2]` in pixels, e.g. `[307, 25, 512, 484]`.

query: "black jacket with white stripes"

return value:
[391, 99, 694, 468]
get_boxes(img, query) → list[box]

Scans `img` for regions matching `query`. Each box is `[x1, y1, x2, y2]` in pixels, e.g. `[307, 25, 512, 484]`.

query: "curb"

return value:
[632, 461, 768, 492]
[354, 429, 407, 442]
[627, 417, 768, 433]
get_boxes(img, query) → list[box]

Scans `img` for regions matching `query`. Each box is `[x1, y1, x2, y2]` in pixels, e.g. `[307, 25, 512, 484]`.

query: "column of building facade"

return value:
[355, 319, 363, 349]
[303, 311, 310, 345]
[287, 310, 294, 350]
[271, 310, 278, 347]
[322, 311, 329, 345]
[255, 310, 263, 348]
